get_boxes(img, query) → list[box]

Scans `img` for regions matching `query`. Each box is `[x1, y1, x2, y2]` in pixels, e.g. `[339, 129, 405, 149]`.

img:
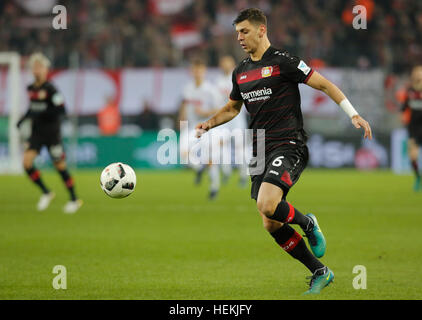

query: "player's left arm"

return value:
[306, 71, 372, 139]
[48, 85, 66, 116]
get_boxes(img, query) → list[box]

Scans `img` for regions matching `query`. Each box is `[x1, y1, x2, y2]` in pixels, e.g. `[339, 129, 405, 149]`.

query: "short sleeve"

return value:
[229, 69, 242, 101]
[280, 54, 314, 84]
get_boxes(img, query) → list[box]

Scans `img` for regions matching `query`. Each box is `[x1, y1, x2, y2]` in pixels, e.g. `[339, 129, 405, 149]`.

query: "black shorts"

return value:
[26, 134, 66, 162]
[408, 124, 422, 145]
[250, 144, 309, 201]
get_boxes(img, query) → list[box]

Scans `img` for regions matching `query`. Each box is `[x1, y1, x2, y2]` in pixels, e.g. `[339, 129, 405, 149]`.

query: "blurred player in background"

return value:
[215, 55, 249, 187]
[178, 58, 220, 199]
[196, 8, 372, 294]
[401, 65, 422, 191]
[17, 53, 82, 213]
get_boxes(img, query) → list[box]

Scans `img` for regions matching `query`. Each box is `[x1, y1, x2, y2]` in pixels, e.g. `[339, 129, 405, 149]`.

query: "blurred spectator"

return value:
[138, 100, 160, 130]
[1, 0, 422, 73]
[97, 95, 121, 135]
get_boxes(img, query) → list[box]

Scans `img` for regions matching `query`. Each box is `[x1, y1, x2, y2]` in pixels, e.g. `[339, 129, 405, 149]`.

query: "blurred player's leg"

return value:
[235, 138, 248, 188]
[221, 164, 232, 185]
[408, 138, 421, 191]
[193, 163, 207, 185]
[208, 163, 220, 200]
[50, 145, 82, 214]
[220, 135, 232, 185]
[23, 149, 55, 211]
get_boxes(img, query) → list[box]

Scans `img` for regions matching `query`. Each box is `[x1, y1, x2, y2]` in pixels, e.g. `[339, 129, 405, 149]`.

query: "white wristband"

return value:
[339, 98, 359, 119]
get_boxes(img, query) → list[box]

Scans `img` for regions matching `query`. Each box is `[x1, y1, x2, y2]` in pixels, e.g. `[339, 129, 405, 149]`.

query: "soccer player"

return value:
[215, 55, 249, 187]
[196, 8, 372, 294]
[17, 53, 82, 214]
[178, 58, 221, 199]
[401, 65, 422, 191]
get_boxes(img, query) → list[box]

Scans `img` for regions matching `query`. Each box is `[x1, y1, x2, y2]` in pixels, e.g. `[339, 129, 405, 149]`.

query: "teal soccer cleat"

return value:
[304, 267, 334, 295]
[304, 213, 326, 258]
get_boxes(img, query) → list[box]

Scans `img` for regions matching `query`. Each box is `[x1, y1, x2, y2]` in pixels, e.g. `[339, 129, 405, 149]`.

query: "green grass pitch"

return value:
[0, 169, 421, 300]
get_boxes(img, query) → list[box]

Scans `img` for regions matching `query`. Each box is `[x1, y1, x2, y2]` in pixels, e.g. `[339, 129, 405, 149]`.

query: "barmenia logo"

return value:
[241, 87, 272, 102]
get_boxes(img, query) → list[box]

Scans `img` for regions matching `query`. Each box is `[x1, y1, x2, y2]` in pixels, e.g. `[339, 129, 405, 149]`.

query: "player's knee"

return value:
[53, 160, 66, 171]
[23, 155, 33, 170]
[409, 145, 419, 160]
[262, 217, 283, 233]
[257, 199, 278, 217]
[23, 159, 32, 170]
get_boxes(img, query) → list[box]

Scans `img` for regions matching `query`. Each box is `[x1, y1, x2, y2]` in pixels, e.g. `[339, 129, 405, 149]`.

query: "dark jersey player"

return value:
[17, 53, 82, 214]
[401, 65, 422, 191]
[195, 8, 372, 294]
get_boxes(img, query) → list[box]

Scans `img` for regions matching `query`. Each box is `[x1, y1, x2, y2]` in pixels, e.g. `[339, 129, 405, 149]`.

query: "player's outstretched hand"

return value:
[195, 122, 211, 138]
[352, 115, 372, 140]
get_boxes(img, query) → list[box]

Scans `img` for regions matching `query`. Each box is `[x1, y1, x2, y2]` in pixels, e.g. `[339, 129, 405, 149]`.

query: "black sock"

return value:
[58, 169, 77, 201]
[411, 160, 420, 178]
[270, 224, 325, 273]
[25, 167, 49, 194]
[269, 200, 313, 232]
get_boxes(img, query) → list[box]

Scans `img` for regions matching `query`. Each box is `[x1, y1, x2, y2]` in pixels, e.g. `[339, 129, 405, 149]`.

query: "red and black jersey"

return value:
[230, 46, 313, 154]
[402, 87, 422, 126]
[25, 81, 65, 137]
[402, 87, 422, 142]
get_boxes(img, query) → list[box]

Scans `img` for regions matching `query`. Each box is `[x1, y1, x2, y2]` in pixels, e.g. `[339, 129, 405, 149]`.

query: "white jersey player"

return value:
[179, 59, 221, 199]
[215, 55, 249, 186]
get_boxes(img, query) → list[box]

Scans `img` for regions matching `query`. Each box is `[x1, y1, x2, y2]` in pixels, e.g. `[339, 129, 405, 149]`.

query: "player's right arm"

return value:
[195, 99, 243, 136]
[17, 85, 36, 128]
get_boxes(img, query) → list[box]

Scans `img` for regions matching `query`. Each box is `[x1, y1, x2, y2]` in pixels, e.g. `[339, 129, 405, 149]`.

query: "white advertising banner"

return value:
[0, 68, 383, 117]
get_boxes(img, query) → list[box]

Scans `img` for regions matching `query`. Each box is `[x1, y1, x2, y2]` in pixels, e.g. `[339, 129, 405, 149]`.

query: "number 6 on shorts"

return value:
[272, 156, 284, 167]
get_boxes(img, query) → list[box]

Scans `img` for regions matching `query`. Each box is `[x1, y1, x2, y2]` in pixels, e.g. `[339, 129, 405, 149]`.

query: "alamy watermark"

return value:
[52, 5, 67, 30]
[352, 265, 367, 289]
[52, 265, 67, 290]
[353, 5, 367, 30]
[157, 121, 266, 175]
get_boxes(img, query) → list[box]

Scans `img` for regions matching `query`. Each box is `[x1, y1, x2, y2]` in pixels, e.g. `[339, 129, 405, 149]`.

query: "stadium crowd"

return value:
[0, 0, 421, 73]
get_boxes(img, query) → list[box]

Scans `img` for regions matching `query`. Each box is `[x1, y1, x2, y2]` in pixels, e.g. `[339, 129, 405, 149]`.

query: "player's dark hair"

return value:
[233, 8, 267, 26]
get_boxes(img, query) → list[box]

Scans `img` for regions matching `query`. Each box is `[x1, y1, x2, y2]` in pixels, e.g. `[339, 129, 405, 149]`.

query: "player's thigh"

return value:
[256, 181, 284, 217]
[23, 148, 39, 169]
[408, 138, 419, 160]
[53, 159, 67, 171]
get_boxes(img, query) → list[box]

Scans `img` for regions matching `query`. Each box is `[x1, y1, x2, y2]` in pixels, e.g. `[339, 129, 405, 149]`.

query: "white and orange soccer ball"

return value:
[100, 162, 136, 198]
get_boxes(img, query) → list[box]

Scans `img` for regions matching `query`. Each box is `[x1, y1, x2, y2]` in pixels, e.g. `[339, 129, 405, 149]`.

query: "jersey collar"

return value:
[250, 46, 276, 63]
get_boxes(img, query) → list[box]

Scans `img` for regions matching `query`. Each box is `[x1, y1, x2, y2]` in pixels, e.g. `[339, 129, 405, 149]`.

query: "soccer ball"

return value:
[100, 162, 136, 198]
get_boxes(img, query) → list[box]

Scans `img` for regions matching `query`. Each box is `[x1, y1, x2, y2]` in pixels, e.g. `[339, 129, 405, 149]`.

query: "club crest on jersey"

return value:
[261, 66, 273, 78]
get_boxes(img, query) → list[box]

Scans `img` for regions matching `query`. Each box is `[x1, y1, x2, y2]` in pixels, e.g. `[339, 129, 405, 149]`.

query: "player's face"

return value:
[219, 56, 235, 74]
[32, 60, 48, 82]
[235, 20, 264, 54]
[411, 67, 422, 91]
[191, 64, 206, 83]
